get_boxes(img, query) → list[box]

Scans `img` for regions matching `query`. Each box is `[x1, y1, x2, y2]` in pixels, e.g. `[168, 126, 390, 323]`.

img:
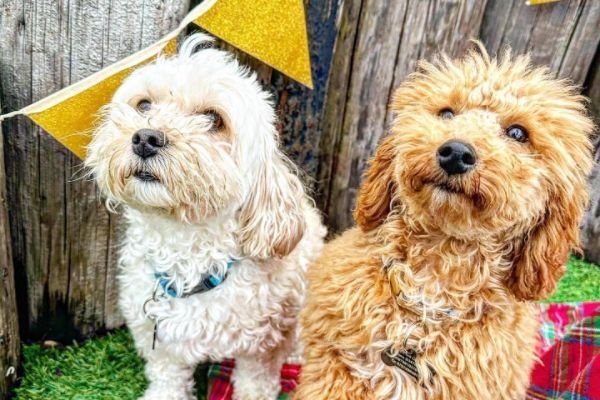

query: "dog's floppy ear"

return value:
[237, 150, 306, 259]
[509, 107, 593, 301]
[354, 135, 397, 231]
[509, 187, 586, 301]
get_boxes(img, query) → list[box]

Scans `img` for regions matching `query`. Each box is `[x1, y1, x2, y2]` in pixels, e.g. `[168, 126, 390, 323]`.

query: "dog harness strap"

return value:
[155, 260, 235, 298]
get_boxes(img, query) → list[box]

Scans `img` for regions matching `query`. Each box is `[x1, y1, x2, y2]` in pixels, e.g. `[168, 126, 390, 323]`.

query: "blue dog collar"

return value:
[154, 260, 235, 298]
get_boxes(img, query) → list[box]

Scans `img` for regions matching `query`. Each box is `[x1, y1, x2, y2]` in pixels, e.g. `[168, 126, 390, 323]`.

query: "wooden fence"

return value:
[0, 100, 19, 396]
[0, 0, 599, 395]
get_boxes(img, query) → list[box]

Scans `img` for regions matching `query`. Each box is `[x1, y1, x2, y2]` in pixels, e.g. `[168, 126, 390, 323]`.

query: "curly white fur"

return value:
[85, 33, 325, 400]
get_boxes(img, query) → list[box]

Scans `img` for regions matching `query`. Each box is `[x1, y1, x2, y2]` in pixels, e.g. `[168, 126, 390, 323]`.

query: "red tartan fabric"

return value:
[207, 303, 600, 400]
[207, 359, 300, 400]
[207, 360, 234, 400]
[536, 302, 600, 354]
[527, 303, 600, 400]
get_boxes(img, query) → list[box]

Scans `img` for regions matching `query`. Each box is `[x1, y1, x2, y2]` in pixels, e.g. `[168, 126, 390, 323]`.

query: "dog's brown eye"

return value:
[506, 125, 528, 143]
[137, 99, 152, 113]
[438, 108, 455, 119]
[205, 110, 224, 131]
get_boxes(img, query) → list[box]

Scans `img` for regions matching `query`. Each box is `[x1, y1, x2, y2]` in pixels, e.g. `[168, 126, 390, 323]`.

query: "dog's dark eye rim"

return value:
[203, 109, 224, 131]
[505, 124, 529, 143]
[136, 99, 152, 113]
[438, 108, 455, 119]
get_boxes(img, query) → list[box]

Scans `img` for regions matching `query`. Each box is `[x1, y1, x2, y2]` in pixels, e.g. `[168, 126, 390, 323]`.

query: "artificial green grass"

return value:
[14, 257, 600, 399]
[14, 329, 148, 400]
[545, 256, 600, 303]
[14, 329, 209, 400]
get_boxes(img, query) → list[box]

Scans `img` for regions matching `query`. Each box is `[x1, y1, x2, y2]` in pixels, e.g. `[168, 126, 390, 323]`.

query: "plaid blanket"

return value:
[528, 302, 600, 400]
[206, 302, 600, 400]
[207, 359, 300, 400]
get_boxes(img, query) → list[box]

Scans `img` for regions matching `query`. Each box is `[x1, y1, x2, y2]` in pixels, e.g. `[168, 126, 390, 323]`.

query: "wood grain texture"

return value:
[0, 101, 20, 398]
[0, 0, 190, 340]
[274, 0, 342, 186]
[315, 0, 364, 222]
[389, 0, 488, 91]
[557, 1, 600, 84]
[322, 0, 408, 232]
[481, 0, 599, 85]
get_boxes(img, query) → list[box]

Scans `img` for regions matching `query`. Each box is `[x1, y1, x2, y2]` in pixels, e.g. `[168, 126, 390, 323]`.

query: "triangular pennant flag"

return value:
[526, 0, 561, 4]
[193, 0, 313, 88]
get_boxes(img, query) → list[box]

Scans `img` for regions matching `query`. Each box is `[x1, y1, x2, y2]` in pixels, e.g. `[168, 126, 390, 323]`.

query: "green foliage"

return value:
[14, 258, 600, 399]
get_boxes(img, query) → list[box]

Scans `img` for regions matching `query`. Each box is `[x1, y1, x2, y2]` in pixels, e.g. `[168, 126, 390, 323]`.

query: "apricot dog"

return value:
[295, 46, 594, 399]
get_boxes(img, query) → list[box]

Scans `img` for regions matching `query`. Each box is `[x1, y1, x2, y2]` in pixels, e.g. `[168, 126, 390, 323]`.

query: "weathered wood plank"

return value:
[323, 0, 408, 233]
[321, 0, 489, 233]
[390, 0, 489, 90]
[0, 101, 20, 398]
[315, 0, 365, 224]
[0, 0, 189, 340]
[1, 0, 59, 340]
[481, 0, 598, 85]
[557, 1, 600, 84]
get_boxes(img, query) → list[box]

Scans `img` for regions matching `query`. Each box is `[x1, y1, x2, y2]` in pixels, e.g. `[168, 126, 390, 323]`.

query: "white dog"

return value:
[85, 34, 325, 400]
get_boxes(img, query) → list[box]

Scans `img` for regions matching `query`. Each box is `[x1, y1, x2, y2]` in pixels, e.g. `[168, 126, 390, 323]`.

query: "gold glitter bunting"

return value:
[526, 0, 561, 5]
[193, 0, 313, 88]
[0, 0, 313, 159]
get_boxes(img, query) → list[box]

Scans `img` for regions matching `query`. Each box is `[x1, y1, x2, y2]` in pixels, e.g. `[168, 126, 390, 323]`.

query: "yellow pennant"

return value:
[526, 0, 561, 4]
[193, 0, 313, 89]
[0, 0, 313, 159]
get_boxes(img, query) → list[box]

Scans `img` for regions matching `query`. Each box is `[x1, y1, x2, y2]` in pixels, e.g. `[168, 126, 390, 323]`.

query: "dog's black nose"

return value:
[132, 129, 167, 159]
[437, 140, 477, 175]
